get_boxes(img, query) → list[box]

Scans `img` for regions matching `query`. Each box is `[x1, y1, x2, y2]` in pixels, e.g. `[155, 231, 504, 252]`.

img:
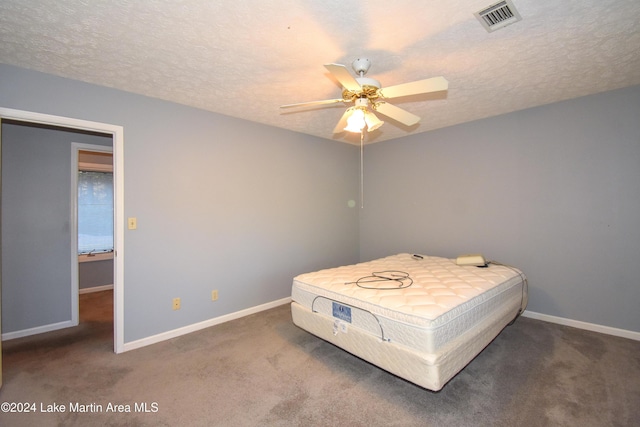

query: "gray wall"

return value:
[1, 122, 112, 332]
[0, 64, 360, 342]
[360, 85, 640, 333]
[2, 62, 637, 341]
[79, 259, 114, 290]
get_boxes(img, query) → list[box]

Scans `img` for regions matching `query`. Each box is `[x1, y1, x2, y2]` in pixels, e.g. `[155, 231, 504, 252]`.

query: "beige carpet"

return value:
[1, 290, 639, 426]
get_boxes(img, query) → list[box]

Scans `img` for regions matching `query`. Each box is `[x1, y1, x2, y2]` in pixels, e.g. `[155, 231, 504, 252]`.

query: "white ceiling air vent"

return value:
[475, 0, 522, 32]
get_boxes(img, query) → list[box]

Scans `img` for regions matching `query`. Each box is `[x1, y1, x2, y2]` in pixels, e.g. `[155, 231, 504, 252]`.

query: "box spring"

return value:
[291, 253, 527, 391]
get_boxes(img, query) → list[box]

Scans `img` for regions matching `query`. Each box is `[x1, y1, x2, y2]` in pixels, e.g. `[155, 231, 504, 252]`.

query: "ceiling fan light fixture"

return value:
[364, 111, 384, 131]
[344, 108, 366, 133]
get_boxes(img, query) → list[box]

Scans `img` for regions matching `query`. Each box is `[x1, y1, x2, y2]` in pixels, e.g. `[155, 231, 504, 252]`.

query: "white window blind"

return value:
[78, 171, 114, 254]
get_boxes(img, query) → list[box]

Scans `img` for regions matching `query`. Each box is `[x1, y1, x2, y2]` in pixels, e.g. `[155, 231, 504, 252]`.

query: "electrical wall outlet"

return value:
[172, 297, 181, 310]
[211, 290, 219, 301]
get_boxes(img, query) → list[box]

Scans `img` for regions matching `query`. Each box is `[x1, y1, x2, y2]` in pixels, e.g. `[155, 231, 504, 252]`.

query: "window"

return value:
[78, 170, 113, 254]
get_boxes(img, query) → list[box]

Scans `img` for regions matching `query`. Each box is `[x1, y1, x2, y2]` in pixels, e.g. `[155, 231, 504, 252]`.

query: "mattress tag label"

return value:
[333, 319, 348, 335]
[332, 302, 352, 323]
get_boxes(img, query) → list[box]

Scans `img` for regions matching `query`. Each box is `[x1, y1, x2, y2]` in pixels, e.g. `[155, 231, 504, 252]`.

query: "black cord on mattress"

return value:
[345, 270, 413, 290]
[488, 260, 528, 322]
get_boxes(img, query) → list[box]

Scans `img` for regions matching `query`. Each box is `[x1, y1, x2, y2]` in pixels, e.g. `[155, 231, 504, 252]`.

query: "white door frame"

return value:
[0, 107, 125, 354]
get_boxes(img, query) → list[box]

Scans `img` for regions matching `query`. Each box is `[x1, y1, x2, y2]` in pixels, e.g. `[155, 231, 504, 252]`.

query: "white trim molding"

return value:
[79, 252, 114, 263]
[123, 297, 291, 352]
[0, 107, 125, 354]
[522, 310, 640, 341]
[2, 320, 76, 341]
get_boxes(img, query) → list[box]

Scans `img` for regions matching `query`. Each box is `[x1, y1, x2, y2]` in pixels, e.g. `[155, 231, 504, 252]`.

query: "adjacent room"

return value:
[1, 1, 639, 425]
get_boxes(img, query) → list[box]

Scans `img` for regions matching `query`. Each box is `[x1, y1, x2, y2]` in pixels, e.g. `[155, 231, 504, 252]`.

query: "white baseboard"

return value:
[2, 320, 77, 341]
[3, 286, 112, 341]
[122, 297, 292, 353]
[522, 310, 640, 341]
[79, 284, 114, 294]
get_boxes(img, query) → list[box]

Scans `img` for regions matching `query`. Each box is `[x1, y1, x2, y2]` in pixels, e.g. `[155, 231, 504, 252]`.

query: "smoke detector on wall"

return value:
[475, 0, 522, 32]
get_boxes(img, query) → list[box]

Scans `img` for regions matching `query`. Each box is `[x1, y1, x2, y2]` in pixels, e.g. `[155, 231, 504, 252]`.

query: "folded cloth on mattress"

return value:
[290, 253, 527, 390]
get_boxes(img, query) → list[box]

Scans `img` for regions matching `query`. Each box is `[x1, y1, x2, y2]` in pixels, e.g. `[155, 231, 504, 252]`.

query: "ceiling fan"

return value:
[280, 58, 448, 134]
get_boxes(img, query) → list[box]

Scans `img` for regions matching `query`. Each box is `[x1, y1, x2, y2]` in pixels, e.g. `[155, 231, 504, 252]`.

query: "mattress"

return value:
[291, 253, 527, 391]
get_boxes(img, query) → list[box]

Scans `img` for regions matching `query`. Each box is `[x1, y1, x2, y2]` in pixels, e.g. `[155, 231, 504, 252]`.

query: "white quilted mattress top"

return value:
[292, 253, 525, 329]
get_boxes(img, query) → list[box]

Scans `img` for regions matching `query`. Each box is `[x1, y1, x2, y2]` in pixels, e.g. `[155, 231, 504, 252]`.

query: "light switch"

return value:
[128, 217, 137, 230]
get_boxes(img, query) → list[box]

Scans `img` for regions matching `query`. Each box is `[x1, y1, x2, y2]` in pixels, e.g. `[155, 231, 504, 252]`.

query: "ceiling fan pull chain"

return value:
[360, 130, 364, 209]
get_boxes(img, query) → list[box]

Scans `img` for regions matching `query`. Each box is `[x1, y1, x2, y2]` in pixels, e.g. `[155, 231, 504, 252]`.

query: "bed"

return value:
[290, 253, 527, 391]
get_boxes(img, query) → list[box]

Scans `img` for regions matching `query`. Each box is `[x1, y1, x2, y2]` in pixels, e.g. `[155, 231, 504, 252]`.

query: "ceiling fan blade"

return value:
[332, 108, 353, 133]
[378, 76, 448, 99]
[280, 99, 344, 109]
[324, 63, 361, 92]
[374, 102, 421, 126]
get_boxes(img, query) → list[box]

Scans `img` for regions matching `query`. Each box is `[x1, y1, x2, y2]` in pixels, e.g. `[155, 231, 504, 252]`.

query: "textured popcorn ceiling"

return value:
[1, 0, 639, 144]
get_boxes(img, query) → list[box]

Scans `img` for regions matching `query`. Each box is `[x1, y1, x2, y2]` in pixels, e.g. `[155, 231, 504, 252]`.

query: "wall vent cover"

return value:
[475, 0, 522, 32]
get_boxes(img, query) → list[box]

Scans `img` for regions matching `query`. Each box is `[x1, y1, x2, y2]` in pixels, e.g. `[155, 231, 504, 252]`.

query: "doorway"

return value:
[0, 108, 124, 354]
[74, 144, 114, 329]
